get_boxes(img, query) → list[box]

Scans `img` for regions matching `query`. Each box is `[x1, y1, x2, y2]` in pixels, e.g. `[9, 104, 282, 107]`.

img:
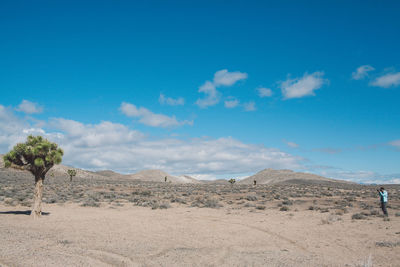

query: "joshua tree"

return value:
[165, 176, 167, 182]
[67, 169, 77, 182]
[228, 178, 236, 184]
[3, 135, 63, 218]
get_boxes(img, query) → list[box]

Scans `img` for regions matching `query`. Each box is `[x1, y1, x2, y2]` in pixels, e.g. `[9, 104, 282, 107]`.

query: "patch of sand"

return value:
[0, 204, 399, 266]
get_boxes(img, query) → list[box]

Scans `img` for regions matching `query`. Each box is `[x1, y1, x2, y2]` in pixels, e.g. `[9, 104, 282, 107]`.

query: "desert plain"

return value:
[0, 166, 400, 267]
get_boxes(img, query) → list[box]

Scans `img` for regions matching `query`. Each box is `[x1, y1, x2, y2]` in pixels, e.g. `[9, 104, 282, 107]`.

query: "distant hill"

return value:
[239, 168, 350, 185]
[1, 154, 353, 185]
[95, 170, 121, 177]
[47, 164, 106, 180]
[126, 169, 201, 184]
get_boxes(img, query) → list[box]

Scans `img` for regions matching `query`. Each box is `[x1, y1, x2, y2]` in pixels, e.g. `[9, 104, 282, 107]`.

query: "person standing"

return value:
[378, 187, 388, 216]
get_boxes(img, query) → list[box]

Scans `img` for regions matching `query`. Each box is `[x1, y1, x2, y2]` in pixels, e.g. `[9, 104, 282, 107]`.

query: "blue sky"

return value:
[1, 0, 400, 183]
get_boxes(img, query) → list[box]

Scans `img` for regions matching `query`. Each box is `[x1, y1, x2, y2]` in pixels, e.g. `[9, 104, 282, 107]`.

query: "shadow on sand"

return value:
[0, 210, 50, 216]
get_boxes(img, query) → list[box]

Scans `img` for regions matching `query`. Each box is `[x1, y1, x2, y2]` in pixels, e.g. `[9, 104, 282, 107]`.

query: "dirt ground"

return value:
[0, 202, 399, 267]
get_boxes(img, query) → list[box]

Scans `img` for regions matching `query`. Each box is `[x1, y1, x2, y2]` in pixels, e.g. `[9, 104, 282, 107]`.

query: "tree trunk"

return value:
[70, 175, 72, 182]
[31, 176, 44, 218]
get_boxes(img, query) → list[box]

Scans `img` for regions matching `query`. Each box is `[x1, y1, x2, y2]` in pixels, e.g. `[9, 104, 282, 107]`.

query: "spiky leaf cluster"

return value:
[228, 178, 236, 184]
[3, 135, 63, 178]
[67, 169, 77, 177]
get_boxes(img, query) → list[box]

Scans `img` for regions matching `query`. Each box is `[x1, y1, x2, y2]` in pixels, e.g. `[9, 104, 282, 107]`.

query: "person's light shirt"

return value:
[379, 191, 388, 203]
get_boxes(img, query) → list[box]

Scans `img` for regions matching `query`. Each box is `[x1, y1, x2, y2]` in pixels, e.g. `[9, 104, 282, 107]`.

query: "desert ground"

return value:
[1, 168, 400, 267]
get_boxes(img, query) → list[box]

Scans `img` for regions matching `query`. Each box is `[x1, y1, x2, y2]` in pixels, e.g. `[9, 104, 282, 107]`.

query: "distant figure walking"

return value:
[253, 180, 256, 186]
[378, 187, 388, 216]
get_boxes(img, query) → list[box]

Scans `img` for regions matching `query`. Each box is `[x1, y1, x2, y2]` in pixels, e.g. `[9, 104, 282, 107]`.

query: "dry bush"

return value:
[352, 213, 366, 220]
[280, 206, 289, 211]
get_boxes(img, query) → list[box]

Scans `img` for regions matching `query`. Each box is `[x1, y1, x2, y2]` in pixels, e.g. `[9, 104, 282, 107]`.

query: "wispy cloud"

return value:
[195, 81, 220, 108]
[224, 98, 239, 108]
[280, 71, 327, 99]
[196, 69, 247, 108]
[213, 69, 248, 86]
[284, 141, 299, 148]
[159, 93, 185, 106]
[389, 139, 400, 149]
[352, 65, 375, 80]
[370, 72, 400, 88]
[313, 148, 342, 154]
[16, 100, 43, 114]
[320, 169, 400, 184]
[120, 102, 193, 128]
[257, 87, 272, 98]
[243, 101, 256, 112]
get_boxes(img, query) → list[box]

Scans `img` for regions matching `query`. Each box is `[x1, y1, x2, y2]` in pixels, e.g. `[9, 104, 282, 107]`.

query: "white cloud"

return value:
[370, 72, 400, 88]
[257, 87, 272, 97]
[213, 69, 248, 86]
[322, 170, 400, 184]
[1, 108, 399, 183]
[159, 93, 185, 106]
[120, 102, 193, 128]
[352, 65, 375, 80]
[16, 100, 43, 114]
[389, 139, 400, 149]
[224, 98, 239, 108]
[195, 81, 220, 108]
[0, 110, 304, 177]
[285, 141, 299, 148]
[0, 105, 29, 151]
[280, 71, 327, 99]
[243, 101, 256, 112]
[196, 69, 247, 108]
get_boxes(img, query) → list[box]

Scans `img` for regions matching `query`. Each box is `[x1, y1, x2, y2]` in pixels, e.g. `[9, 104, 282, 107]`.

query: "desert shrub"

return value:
[45, 197, 58, 204]
[308, 206, 314, 210]
[140, 190, 151, 196]
[246, 195, 257, 201]
[159, 202, 171, 209]
[151, 202, 159, 209]
[282, 200, 293, 206]
[4, 198, 16, 206]
[360, 202, 374, 210]
[322, 214, 342, 224]
[335, 210, 344, 216]
[171, 197, 186, 204]
[57, 240, 72, 246]
[280, 206, 289, 211]
[18, 197, 31, 206]
[204, 197, 222, 208]
[369, 209, 379, 216]
[375, 241, 400, 247]
[81, 199, 100, 207]
[352, 213, 366, 220]
[395, 212, 400, 217]
[320, 208, 329, 213]
[190, 196, 221, 208]
[256, 205, 266, 210]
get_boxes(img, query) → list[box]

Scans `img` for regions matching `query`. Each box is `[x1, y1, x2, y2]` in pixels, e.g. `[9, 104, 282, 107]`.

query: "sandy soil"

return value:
[0, 204, 399, 267]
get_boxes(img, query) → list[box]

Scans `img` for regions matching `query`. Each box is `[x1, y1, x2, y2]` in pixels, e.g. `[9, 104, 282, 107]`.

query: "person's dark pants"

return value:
[381, 202, 388, 216]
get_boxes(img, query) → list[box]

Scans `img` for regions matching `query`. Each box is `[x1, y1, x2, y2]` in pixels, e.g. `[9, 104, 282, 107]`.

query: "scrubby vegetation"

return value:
[1, 165, 400, 221]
